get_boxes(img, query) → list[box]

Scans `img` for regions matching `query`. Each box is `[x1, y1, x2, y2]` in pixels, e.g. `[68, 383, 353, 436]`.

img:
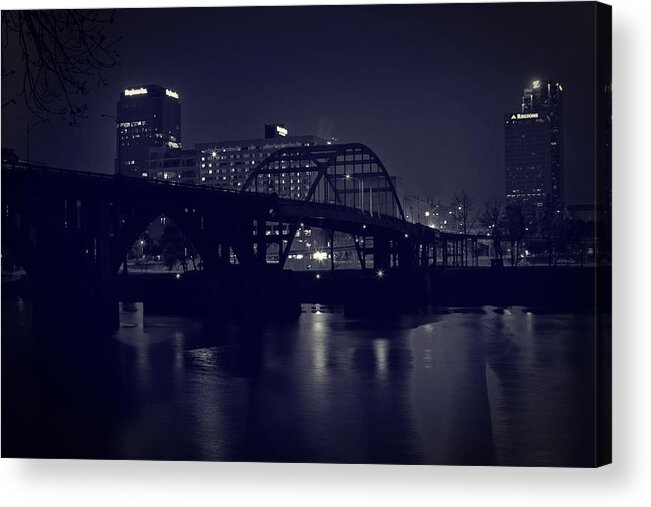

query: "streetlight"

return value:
[346, 173, 372, 215]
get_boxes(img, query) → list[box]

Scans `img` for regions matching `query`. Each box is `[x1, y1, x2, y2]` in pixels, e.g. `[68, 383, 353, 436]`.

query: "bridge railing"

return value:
[1, 161, 245, 195]
[273, 196, 442, 237]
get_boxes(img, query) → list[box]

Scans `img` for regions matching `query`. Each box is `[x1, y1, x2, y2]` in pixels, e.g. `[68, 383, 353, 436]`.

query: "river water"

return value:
[2, 298, 598, 466]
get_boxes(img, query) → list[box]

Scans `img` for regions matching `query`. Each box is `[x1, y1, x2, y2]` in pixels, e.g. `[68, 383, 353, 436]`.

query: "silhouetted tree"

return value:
[538, 195, 563, 266]
[567, 218, 591, 266]
[504, 203, 526, 267]
[159, 224, 201, 272]
[451, 190, 475, 266]
[2, 10, 120, 124]
[479, 198, 504, 262]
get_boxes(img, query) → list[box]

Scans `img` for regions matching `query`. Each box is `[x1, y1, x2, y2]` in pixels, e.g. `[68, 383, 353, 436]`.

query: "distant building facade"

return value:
[196, 124, 326, 196]
[505, 79, 564, 213]
[146, 146, 199, 184]
[116, 85, 182, 177]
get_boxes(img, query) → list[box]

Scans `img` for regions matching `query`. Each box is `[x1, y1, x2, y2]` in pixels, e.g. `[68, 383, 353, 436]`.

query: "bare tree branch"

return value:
[2, 9, 121, 125]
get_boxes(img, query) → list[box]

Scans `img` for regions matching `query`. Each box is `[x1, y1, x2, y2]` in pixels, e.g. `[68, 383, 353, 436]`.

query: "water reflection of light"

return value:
[309, 316, 329, 383]
[373, 339, 388, 378]
[174, 331, 184, 370]
[313, 334, 327, 371]
[526, 310, 534, 333]
[424, 348, 434, 370]
[189, 348, 215, 367]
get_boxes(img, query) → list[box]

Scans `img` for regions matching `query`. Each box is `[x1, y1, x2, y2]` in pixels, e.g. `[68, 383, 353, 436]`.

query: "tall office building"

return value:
[196, 124, 326, 196]
[505, 79, 564, 212]
[115, 85, 182, 177]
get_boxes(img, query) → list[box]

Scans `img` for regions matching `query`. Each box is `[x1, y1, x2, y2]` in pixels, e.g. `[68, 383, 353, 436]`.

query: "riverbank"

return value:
[3, 265, 611, 317]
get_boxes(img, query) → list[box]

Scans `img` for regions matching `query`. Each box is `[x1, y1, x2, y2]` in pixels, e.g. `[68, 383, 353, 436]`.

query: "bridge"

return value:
[2, 143, 470, 333]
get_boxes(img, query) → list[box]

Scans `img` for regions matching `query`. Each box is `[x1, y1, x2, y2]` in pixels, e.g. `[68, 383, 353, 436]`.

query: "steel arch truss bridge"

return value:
[242, 143, 413, 269]
[1, 144, 462, 331]
[243, 143, 405, 219]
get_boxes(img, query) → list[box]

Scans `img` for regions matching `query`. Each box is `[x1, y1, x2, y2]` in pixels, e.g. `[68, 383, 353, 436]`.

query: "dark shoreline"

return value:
[3, 265, 611, 320]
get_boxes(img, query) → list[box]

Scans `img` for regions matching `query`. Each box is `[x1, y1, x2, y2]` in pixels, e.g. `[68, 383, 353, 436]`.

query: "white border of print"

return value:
[1, 0, 650, 506]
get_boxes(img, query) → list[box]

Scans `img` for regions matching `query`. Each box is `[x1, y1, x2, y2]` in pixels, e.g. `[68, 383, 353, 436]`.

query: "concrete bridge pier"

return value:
[373, 236, 391, 271]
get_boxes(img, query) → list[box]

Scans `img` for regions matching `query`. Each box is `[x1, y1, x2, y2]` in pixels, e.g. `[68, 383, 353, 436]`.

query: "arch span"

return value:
[242, 143, 405, 221]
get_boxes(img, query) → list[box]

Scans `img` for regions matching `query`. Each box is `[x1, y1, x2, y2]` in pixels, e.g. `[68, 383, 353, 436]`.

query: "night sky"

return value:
[2, 2, 598, 205]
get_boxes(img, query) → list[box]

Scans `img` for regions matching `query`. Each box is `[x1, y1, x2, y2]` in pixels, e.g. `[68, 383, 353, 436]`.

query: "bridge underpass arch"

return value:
[113, 204, 250, 275]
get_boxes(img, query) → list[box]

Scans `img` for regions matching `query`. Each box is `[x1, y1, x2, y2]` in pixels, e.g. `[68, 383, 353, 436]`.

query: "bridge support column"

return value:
[373, 235, 391, 271]
[432, 238, 437, 267]
[93, 198, 120, 334]
[397, 239, 416, 270]
[329, 230, 335, 271]
[256, 219, 267, 264]
[30, 199, 119, 337]
[220, 242, 231, 266]
[420, 243, 428, 268]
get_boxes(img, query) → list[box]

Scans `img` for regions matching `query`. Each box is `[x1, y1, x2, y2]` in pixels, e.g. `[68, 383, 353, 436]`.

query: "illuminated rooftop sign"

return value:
[118, 120, 146, 128]
[276, 125, 288, 137]
[510, 112, 540, 120]
[532, 80, 541, 88]
[124, 87, 148, 96]
[166, 89, 179, 99]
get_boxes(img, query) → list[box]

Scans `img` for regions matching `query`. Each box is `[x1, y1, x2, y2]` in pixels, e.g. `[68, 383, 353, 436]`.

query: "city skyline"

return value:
[1, 3, 599, 205]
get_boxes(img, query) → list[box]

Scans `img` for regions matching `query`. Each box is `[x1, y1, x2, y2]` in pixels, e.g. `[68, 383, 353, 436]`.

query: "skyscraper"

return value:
[115, 85, 182, 177]
[505, 79, 564, 212]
